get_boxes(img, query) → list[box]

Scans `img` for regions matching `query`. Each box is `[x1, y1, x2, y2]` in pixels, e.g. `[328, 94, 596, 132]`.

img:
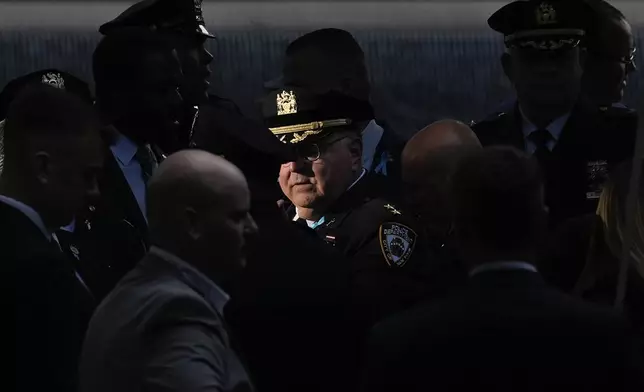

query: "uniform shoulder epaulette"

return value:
[597, 104, 636, 117]
[383, 203, 403, 216]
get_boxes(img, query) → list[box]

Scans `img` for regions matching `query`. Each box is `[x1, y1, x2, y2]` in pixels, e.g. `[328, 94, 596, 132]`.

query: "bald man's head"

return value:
[402, 120, 480, 174]
[401, 120, 481, 237]
[147, 150, 258, 285]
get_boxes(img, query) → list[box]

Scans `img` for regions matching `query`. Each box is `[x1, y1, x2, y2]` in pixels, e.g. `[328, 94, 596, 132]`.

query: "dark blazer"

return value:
[472, 101, 636, 227]
[362, 269, 644, 392]
[2, 202, 95, 392]
[63, 143, 157, 300]
[79, 250, 252, 392]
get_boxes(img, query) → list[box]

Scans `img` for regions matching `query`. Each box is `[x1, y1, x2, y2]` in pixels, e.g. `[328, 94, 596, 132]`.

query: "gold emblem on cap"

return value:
[41, 72, 65, 90]
[536, 2, 557, 26]
[276, 90, 298, 116]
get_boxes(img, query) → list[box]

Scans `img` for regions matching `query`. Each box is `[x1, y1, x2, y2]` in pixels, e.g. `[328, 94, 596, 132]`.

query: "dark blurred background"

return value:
[0, 1, 642, 136]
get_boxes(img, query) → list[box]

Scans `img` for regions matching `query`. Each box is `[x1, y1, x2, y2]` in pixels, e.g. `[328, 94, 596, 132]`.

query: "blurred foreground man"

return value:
[265, 87, 432, 325]
[473, 0, 636, 227]
[100, 0, 215, 150]
[3, 86, 103, 392]
[362, 147, 644, 392]
[79, 150, 256, 392]
[400, 119, 481, 298]
[582, 0, 637, 109]
[266, 29, 405, 190]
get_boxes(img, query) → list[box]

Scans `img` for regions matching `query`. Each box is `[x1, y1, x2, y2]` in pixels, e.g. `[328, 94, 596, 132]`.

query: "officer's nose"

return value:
[289, 157, 311, 173]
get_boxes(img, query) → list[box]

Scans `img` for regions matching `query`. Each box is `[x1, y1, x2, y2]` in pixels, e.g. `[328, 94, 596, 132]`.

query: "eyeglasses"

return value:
[295, 136, 348, 162]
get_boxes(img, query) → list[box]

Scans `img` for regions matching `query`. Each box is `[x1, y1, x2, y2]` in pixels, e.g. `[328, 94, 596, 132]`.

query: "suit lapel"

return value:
[100, 149, 148, 237]
[507, 105, 528, 150]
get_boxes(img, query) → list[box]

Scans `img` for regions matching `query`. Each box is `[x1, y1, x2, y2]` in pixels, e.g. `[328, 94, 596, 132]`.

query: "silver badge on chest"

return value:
[586, 160, 609, 200]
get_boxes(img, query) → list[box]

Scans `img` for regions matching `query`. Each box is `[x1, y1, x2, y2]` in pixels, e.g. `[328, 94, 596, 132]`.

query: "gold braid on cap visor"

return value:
[270, 118, 352, 144]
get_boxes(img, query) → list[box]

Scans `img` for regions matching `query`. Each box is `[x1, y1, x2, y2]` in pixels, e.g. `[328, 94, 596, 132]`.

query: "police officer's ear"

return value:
[347, 134, 363, 171]
[501, 52, 514, 82]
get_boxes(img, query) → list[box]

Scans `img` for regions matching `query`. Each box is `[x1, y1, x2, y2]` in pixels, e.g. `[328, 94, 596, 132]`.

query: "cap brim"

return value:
[506, 28, 584, 44]
[263, 75, 284, 90]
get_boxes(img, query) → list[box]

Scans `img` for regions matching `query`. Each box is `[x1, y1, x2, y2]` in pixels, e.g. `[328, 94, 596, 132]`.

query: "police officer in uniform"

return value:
[193, 96, 363, 392]
[472, 0, 636, 228]
[100, 0, 215, 152]
[100, 0, 258, 157]
[264, 86, 433, 325]
[265, 29, 405, 200]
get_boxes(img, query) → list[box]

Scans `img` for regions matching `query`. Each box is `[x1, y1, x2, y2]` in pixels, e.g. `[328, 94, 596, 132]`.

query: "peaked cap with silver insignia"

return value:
[489, 0, 593, 51]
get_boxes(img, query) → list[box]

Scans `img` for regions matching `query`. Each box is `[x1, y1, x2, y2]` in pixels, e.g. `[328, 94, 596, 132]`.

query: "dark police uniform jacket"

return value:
[472, 100, 636, 228]
[290, 173, 435, 325]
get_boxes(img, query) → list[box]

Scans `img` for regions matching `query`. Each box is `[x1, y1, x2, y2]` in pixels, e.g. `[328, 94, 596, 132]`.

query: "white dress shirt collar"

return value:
[361, 120, 384, 171]
[469, 261, 538, 278]
[110, 132, 139, 166]
[149, 246, 230, 315]
[520, 108, 571, 152]
[0, 195, 50, 240]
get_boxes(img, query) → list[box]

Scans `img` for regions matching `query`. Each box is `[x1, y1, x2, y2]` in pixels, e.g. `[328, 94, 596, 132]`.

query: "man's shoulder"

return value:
[571, 104, 638, 158]
[471, 109, 512, 130]
[99, 262, 220, 326]
[470, 110, 516, 144]
[350, 198, 419, 229]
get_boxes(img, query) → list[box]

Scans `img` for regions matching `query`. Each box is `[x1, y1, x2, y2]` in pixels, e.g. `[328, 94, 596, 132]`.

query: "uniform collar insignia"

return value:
[384, 204, 402, 215]
[41, 72, 66, 90]
[277, 90, 298, 115]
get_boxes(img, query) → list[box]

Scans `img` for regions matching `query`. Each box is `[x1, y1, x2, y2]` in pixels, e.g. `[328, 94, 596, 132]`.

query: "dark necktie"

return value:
[135, 145, 157, 183]
[528, 128, 553, 162]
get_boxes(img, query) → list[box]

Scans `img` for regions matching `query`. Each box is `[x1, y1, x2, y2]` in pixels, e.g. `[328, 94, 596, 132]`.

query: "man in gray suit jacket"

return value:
[79, 150, 258, 392]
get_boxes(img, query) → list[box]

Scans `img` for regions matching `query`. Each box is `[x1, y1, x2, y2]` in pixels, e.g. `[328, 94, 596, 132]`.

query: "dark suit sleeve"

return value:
[15, 253, 78, 392]
[360, 320, 409, 392]
[141, 296, 234, 392]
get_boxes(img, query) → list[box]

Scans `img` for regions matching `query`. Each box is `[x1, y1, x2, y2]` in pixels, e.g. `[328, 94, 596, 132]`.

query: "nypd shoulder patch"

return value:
[379, 222, 418, 268]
